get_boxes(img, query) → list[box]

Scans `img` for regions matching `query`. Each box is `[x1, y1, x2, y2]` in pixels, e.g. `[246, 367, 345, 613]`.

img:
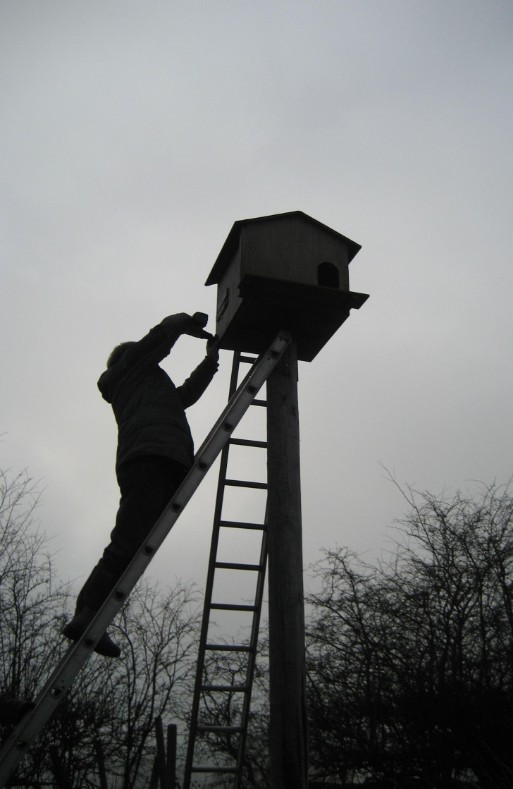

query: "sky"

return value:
[1, 1, 513, 608]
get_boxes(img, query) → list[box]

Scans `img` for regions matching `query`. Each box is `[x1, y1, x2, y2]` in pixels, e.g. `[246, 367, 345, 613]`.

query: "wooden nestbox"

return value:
[205, 211, 368, 361]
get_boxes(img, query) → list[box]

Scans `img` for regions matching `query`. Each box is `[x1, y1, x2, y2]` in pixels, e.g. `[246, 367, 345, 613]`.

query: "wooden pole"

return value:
[154, 716, 171, 789]
[266, 338, 308, 789]
[166, 723, 177, 787]
[149, 756, 159, 789]
[93, 738, 108, 789]
[48, 745, 72, 789]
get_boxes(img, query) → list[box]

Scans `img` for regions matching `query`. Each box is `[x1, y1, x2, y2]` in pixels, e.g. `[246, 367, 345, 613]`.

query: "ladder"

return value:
[183, 350, 270, 788]
[0, 331, 291, 789]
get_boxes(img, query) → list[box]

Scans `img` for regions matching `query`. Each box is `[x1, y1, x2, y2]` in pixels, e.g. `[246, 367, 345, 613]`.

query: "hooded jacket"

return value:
[97, 318, 219, 475]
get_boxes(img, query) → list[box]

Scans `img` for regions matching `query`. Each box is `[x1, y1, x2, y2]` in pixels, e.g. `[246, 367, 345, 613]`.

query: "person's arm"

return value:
[98, 314, 213, 401]
[177, 337, 219, 408]
[119, 313, 211, 373]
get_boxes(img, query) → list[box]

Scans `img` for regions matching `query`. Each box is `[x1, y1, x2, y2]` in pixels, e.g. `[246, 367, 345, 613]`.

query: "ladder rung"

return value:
[229, 437, 267, 448]
[220, 519, 265, 530]
[215, 561, 262, 572]
[196, 725, 243, 734]
[239, 354, 258, 364]
[201, 684, 249, 693]
[252, 398, 267, 407]
[205, 644, 253, 653]
[210, 603, 257, 612]
[225, 479, 267, 489]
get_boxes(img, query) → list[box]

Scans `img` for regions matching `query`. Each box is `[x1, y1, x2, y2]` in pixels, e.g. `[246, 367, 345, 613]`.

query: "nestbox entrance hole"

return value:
[317, 261, 340, 289]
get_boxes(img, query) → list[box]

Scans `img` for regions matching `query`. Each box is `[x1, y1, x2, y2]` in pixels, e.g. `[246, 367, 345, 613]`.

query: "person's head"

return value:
[107, 341, 136, 368]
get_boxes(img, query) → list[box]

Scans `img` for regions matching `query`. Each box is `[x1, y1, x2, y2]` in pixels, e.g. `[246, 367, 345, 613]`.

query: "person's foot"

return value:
[0, 694, 35, 725]
[62, 607, 121, 658]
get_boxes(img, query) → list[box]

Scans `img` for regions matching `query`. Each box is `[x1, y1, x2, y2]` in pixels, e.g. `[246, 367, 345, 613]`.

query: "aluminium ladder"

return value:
[0, 331, 291, 789]
[183, 350, 270, 788]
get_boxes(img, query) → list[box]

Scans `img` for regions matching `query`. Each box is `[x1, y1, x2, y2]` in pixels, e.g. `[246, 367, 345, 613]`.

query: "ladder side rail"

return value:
[0, 332, 291, 788]
[182, 443, 230, 787]
[183, 351, 243, 787]
[234, 510, 269, 789]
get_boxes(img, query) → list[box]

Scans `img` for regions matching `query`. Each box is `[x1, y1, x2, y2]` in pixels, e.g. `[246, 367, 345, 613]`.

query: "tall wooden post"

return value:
[267, 338, 308, 789]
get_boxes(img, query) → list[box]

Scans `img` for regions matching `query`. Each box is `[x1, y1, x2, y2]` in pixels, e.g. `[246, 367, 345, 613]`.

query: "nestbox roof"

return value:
[205, 210, 362, 286]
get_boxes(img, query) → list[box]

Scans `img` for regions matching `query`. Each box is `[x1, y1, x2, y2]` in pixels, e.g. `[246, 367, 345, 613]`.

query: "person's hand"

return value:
[206, 335, 220, 361]
[185, 312, 213, 339]
[162, 313, 212, 339]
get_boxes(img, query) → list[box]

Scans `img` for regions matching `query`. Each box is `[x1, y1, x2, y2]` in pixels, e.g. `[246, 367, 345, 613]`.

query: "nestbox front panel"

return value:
[241, 215, 350, 290]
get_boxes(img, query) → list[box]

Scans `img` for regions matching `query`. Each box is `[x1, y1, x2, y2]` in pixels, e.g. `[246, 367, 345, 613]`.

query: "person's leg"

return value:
[64, 456, 187, 656]
[78, 456, 188, 608]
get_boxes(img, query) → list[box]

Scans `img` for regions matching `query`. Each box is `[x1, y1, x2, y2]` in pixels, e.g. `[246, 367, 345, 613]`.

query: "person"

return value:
[63, 312, 219, 658]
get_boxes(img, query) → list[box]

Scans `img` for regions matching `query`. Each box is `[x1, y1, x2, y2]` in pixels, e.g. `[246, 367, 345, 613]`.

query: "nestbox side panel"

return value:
[215, 241, 243, 340]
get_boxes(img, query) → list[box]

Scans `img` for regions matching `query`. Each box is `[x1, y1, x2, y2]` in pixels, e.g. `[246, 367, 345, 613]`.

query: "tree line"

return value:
[0, 468, 199, 787]
[200, 480, 513, 788]
[2, 467, 513, 787]
[306, 480, 513, 788]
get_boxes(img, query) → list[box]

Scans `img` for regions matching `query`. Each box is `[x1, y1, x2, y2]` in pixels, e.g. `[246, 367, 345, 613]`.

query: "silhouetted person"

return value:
[63, 312, 219, 657]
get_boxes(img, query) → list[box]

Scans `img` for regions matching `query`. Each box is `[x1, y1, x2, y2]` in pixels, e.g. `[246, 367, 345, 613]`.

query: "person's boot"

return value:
[62, 606, 121, 658]
[0, 694, 35, 725]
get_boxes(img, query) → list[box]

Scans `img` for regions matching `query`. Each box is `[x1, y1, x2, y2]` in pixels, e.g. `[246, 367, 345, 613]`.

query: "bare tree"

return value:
[0, 469, 67, 703]
[0, 468, 113, 787]
[306, 481, 513, 788]
[0, 467, 202, 788]
[19, 580, 200, 789]
[105, 578, 201, 788]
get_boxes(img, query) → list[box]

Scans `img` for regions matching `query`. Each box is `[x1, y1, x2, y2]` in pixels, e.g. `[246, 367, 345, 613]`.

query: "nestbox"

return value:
[205, 211, 368, 362]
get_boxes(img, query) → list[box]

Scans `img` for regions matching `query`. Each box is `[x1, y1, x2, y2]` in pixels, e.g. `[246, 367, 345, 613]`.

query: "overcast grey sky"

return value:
[1, 1, 512, 599]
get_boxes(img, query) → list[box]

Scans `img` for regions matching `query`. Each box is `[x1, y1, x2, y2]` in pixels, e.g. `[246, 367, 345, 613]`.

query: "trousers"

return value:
[76, 455, 188, 612]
